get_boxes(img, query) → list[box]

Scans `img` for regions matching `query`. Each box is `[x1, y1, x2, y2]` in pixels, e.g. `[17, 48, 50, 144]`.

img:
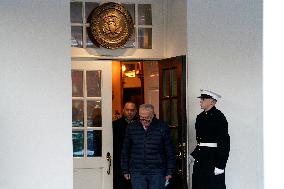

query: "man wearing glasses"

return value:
[113, 102, 138, 189]
[121, 104, 176, 189]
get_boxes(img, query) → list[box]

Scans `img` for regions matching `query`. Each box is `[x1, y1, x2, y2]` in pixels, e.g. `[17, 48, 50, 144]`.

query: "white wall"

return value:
[263, 2, 284, 189]
[0, 1, 72, 189]
[165, 0, 187, 57]
[187, 1, 263, 189]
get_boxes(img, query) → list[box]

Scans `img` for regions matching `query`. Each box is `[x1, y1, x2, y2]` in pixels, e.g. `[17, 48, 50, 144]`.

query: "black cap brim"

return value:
[197, 94, 213, 99]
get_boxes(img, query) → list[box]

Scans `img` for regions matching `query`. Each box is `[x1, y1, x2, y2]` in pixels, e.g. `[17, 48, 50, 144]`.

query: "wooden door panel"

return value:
[159, 56, 187, 189]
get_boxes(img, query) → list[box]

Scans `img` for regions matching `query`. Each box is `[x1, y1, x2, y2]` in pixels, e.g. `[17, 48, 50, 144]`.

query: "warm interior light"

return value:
[121, 63, 141, 78]
[122, 64, 126, 72]
[125, 72, 135, 77]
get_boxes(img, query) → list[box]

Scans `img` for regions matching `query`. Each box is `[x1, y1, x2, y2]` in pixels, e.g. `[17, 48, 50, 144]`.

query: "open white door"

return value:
[72, 60, 113, 189]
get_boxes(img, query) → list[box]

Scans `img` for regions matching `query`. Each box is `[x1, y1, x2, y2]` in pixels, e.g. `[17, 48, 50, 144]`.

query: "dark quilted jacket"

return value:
[121, 118, 176, 176]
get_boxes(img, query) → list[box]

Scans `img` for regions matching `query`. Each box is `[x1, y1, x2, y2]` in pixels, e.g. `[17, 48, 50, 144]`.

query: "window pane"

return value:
[163, 69, 170, 96]
[171, 69, 177, 96]
[171, 99, 178, 126]
[72, 70, 83, 97]
[70, 2, 83, 23]
[72, 100, 84, 127]
[138, 28, 152, 49]
[87, 100, 102, 127]
[73, 131, 84, 157]
[86, 70, 101, 97]
[123, 4, 135, 23]
[71, 26, 83, 48]
[85, 2, 99, 21]
[170, 127, 178, 153]
[123, 29, 136, 48]
[86, 26, 99, 48]
[87, 130, 102, 157]
[162, 99, 170, 123]
[138, 4, 152, 25]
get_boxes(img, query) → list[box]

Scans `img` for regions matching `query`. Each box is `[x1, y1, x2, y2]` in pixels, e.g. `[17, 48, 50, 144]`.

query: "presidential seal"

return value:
[88, 2, 134, 49]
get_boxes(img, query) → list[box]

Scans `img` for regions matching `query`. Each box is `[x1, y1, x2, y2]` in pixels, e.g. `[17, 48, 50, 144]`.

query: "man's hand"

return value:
[124, 174, 131, 180]
[165, 175, 172, 180]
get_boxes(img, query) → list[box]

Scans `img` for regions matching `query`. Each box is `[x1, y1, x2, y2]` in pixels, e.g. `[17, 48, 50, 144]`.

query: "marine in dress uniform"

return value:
[190, 89, 230, 189]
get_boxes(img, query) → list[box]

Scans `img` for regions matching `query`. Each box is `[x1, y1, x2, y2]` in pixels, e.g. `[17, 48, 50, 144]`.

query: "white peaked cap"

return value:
[199, 89, 222, 100]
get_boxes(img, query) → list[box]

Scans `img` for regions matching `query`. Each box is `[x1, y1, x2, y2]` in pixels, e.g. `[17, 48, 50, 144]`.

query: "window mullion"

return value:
[135, 3, 139, 49]
[83, 1, 87, 48]
[83, 70, 88, 158]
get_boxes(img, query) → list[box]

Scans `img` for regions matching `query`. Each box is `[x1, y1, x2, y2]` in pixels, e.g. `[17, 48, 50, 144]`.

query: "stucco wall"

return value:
[0, 1, 72, 189]
[187, 1, 263, 189]
[165, 0, 187, 58]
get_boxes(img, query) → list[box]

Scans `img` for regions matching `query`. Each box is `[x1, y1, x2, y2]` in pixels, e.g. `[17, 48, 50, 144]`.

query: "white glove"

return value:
[188, 154, 195, 165]
[214, 167, 224, 175]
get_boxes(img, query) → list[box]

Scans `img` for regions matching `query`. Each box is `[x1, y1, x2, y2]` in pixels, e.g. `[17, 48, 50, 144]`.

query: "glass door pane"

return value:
[87, 100, 102, 127]
[86, 70, 101, 97]
[72, 100, 84, 127]
[162, 69, 170, 96]
[72, 70, 83, 97]
[171, 99, 178, 126]
[87, 130, 102, 157]
[171, 69, 177, 96]
[162, 99, 170, 123]
[73, 131, 84, 157]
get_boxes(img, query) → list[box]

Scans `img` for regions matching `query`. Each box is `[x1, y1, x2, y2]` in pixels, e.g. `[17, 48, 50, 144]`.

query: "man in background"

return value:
[113, 102, 137, 189]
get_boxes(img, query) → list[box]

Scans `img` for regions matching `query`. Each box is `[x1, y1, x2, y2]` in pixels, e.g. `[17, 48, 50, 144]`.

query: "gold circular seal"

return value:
[88, 2, 134, 49]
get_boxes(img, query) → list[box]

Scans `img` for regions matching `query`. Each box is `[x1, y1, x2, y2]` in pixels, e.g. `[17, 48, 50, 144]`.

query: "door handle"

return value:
[106, 152, 112, 175]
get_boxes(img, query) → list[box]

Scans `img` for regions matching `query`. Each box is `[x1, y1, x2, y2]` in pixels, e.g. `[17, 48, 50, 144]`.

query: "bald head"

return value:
[123, 102, 137, 121]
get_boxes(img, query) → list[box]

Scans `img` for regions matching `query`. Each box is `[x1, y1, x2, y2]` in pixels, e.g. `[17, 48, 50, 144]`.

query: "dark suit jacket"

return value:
[112, 116, 132, 189]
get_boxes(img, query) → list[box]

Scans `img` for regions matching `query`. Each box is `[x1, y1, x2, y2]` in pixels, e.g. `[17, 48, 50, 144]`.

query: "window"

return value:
[72, 70, 103, 157]
[70, 1, 152, 49]
[71, 1, 99, 48]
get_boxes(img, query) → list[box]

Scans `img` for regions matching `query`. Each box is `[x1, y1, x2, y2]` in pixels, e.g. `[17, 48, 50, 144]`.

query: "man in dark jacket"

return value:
[113, 102, 137, 189]
[190, 89, 230, 189]
[121, 104, 176, 189]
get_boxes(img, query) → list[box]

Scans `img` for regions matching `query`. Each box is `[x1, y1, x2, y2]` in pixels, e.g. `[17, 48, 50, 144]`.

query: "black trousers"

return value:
[192, 148, 226, 189]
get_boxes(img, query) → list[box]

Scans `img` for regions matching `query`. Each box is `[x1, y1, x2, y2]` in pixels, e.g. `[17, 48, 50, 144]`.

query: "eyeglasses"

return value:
[139, 116, 152, 123]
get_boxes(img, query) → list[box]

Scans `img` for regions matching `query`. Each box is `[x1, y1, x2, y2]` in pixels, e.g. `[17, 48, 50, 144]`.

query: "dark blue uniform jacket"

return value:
[191, 106, 230, 169]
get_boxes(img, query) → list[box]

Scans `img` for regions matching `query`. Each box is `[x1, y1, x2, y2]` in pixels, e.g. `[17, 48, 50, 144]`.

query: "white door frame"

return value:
[72, 60, 113, 189]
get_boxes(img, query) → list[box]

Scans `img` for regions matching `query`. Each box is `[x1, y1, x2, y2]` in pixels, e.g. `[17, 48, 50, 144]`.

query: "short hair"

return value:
[124, 102, 137, 109]
[139, 104, 154, 112]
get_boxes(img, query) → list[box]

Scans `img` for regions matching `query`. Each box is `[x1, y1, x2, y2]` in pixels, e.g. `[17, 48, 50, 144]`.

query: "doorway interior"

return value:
[112, 56, 188, 189]
[112, 60, 159, 120]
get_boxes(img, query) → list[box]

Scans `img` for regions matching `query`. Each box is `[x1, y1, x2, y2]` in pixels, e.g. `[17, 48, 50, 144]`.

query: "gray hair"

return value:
[139, 104, 154, 112]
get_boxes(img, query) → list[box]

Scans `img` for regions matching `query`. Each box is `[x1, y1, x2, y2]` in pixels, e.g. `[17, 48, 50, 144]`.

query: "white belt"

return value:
[198, 143, 217, 147]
